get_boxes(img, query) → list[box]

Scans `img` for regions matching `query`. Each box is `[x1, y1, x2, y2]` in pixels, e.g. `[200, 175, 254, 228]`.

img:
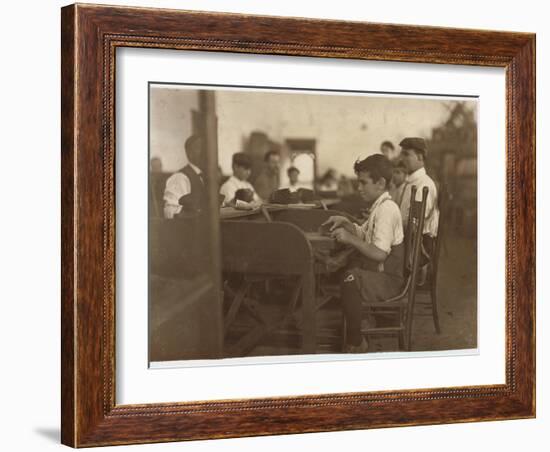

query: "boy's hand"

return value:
[331, 227, 355, 245]
[234, 199, 255, 210]
[322, 215, 351, 232]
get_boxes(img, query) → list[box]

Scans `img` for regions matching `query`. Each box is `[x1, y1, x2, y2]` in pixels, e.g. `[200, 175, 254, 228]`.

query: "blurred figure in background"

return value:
[150, 156, 163, 173]
[318, 169, 339, 195]
[337, 175, 355, 197]
[253, 150, 281, 201]
[380, 140, 398, 161]
[284, 166, 302, 192]
[272, 166, 317, 204]
[389, 159, 408, 205]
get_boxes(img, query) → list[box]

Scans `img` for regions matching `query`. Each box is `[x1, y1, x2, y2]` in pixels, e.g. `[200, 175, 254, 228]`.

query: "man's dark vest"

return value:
[178, 165, 206, 213]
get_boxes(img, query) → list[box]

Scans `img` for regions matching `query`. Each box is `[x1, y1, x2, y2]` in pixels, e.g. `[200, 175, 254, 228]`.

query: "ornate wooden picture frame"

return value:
[61, 3, 535, 447]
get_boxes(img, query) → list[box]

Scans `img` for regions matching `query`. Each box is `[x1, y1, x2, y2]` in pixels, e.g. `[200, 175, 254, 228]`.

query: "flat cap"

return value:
[399, 137, 427, 157]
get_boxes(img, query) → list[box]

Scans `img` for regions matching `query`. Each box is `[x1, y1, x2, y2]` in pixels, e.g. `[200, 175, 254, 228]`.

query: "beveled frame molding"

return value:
[61, 3, 535, 447]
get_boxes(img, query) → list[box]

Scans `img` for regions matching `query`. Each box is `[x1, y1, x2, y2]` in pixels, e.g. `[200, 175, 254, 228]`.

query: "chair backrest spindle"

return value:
[404, 186, 429, 348]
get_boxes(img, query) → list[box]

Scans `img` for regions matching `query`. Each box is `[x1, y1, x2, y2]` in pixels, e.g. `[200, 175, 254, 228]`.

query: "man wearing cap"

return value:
[398, 138, 440, 267]
[163, 134, 207, 219]
[219, 152, 261, 207]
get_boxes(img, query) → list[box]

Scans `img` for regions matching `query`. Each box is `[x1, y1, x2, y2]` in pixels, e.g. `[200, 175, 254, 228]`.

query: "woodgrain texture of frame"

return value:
[61, 3, 536, 447]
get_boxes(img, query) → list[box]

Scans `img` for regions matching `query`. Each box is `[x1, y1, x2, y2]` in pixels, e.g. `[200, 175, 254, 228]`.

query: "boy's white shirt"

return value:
[352, 191, 404, 254]
[219, 175, 261, 206]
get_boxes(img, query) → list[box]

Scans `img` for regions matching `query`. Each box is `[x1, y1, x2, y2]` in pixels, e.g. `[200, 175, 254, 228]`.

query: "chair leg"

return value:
[430, 281, 441, 334]
[397, 307, 406, 351]
[341, 314, 347, 352]
[301, 271, 317, 354]
[398, 331, 405, 351]
[405, 306, 414, 351]
[223, 281, 251, 335]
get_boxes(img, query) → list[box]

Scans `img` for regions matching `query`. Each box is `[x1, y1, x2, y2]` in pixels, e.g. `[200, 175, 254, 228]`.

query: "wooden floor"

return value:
[224, 232, 478, 358]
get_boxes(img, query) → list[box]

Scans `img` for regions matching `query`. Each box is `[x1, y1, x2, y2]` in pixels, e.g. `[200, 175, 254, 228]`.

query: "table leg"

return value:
[301, 270, 317, 354]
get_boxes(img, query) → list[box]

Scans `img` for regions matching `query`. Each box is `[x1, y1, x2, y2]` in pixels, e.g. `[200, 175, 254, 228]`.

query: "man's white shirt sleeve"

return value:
[163, 172, 191, 219]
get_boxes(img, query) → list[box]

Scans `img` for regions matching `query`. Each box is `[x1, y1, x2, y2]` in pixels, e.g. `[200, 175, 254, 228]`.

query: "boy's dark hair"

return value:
[287, 166, 300, 176]
[264, 149, 280, 162]
[232, 152, 252, 169]
[353, 154, 393, 188]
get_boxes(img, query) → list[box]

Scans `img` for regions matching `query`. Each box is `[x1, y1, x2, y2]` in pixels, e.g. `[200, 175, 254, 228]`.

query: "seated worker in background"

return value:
[318, 168, 339, 195]
[337, 175, 355, 197]
[150, 156, 163, 173]
[398, 137, 439, 284]
[271, 166, 316, 204]
[253, 149, 281, 201]
[388, 159, 407, 205]
[163, 135, 206, 219]
[219, 152, 261, 209]
[322, 154, 404, 353]
[285, 166, 302, 192]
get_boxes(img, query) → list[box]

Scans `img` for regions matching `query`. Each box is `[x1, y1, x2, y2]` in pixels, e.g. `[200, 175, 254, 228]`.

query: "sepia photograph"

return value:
[148, 83, 478, 365]
[54, 2, 536, 447]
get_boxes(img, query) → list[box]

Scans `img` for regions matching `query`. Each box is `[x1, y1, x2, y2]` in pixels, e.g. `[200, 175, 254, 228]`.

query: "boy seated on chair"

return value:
[219, 152, 262, 209]
[322, 154, 405, 353]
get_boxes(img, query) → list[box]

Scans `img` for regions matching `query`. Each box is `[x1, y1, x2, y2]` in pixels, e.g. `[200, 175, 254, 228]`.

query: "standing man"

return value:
[163, 135, 207, 219]
[253, 150, 281, 201]
[398, 137, 439, 275]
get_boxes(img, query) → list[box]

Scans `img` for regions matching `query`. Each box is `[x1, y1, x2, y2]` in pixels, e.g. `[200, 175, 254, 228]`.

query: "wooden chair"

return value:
[414, 183, 450, 334]
[149, 215, 221, 361]
[220, 220, 317, 356]
[269, 208, 358, 316]
[357, 186, 429, 351]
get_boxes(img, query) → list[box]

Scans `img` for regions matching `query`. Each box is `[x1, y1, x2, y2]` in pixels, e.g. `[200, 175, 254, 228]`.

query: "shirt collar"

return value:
[188, 162, 202, 175]
[366, 191, 391, 216]
[407, 166, 426, 183]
